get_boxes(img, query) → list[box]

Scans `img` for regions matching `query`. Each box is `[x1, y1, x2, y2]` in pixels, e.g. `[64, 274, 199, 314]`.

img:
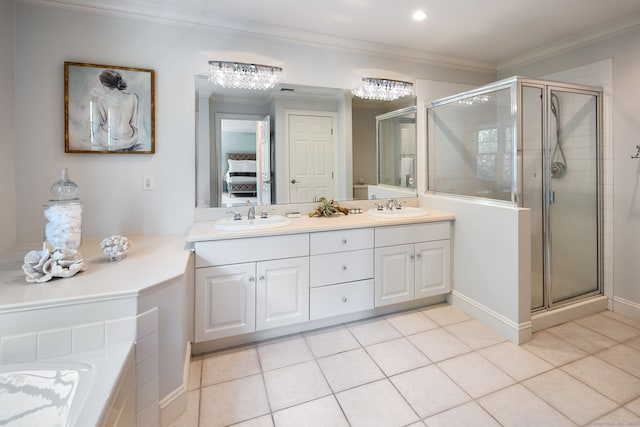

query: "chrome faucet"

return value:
[386, 199, 398, 210]
[246, 200, 255, 220]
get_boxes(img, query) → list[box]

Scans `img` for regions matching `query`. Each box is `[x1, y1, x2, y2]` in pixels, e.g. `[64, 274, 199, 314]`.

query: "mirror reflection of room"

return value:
[195, 76, 417, 208]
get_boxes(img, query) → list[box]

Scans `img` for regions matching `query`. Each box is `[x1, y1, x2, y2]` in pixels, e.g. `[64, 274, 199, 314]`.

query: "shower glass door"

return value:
[546, 88, 600, 306]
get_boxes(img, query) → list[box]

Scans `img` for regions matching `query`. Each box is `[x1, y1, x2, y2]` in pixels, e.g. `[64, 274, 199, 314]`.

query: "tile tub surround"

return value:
[171, 306, 640, 427]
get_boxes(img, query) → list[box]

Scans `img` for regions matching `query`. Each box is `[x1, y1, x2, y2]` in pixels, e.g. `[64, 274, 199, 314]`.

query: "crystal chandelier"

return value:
[352, 78, 413, 101]
[208, 61, 283, 90]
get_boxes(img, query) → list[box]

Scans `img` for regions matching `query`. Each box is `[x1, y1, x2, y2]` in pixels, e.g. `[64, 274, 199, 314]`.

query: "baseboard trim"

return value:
[159, 342, 191, 427]
[448, 291, 532, 344]
[612, 296, 640, 321]
[531, 295, 608, 332]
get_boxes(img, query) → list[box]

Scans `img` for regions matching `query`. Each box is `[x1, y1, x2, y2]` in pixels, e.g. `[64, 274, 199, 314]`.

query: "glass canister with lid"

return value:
[44, 168, 82, 250]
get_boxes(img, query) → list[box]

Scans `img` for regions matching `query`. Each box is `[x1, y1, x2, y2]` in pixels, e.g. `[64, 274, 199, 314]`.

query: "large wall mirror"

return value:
[195, 74, 416, 208]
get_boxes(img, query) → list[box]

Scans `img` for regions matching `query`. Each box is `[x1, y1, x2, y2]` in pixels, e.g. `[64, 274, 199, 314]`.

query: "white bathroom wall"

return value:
[10, 2, 494, 244]
[0, 0, 16, 251]
[501, 31, 640, 318]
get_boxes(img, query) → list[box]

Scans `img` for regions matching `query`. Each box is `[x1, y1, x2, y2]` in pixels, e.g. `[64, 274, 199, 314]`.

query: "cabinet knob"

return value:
[341, 238, 347, 244]
[409, 254, 415, 260]
[259, 275, 265, 281]
[342, 296, 348, 303]
[341, 265, 347, 271]
[249, 276, 255, 282]
[416, 253, 422, 258]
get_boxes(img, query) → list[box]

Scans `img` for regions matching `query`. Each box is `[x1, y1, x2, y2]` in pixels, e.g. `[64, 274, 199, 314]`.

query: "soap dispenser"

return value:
[44, 168, 82, 250]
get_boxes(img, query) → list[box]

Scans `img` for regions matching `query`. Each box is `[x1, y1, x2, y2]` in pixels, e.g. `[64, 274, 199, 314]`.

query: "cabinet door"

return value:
[256, 257, 309, 331]
[374, 244, 415, 307]
[195, 263, 255, 342]
[415, 240, 451, 298]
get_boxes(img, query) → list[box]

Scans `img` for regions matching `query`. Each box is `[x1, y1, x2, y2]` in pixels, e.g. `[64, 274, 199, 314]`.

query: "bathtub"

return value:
[0, 342, 134, 427]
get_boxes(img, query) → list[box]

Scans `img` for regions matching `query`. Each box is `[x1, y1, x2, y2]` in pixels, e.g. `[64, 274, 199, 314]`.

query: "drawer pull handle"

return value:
[341, 238, 347, 244]
[342, 296, 348, 303]
[341, 265, 347, 271]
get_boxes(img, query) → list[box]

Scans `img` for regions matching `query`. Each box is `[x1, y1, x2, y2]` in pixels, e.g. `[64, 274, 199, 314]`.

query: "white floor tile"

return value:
[366, 337, 431, 376]
[200, 374, 270, 427]
[385, 310, 439, 336]
[575, 312, 640, 342]
[424, 401, 500, 427]
[421, 304, 471, 326]
[257, 336, 314, 372]
[523, 369, 618, 425]
[626, 396, 640, 416]
[521, 330, 587, 366]
[562, 355, 640, 404]
[201, 345, 260, 386]
[272, 396, 349, 427]
[336, 379, 419, 427]
[347, 317, 401, 346]
[590, 407, 640, 426]
[263, 360, 331, 411]
[187, 356, 202, 391]
[597, 344, 640, 378]
[437, 353, 515, 398]
[408, 328, 471, 362]
[479, 341, 553, 381]
[445, 320, 507, 350]
[546, 321, 616, 353]
[391, 365, 470, 418]
[478, 384, 574, 427]
[303, 325, 360, 358]
[229, 415, 274, 427]
[317, 348, 384, 392]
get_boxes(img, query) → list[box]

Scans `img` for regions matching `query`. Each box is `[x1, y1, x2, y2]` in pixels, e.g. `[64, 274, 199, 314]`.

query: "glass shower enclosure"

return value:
[427, 77, 603, 311]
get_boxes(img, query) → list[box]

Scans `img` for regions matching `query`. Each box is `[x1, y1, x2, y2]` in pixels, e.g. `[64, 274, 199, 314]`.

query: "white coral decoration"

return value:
[22, 242, 87, 283]
[100, 235, 132, 261]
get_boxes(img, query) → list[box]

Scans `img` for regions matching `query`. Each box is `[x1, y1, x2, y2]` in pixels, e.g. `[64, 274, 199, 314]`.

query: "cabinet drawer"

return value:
[310, 249, 373, 287]
[375, 222, 450, 247]
[310, 280, 374, 320]
[195, 234, 309, 268]
[310, 228, 373, 255]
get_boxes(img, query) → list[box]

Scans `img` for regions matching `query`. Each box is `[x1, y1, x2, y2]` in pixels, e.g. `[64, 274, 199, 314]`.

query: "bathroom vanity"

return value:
[188, 206, 454, 353]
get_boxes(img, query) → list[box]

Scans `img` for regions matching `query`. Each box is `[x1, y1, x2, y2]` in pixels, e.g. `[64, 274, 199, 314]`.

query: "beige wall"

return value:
[0, 0, 16, 250]
[10, 2, 492, 244]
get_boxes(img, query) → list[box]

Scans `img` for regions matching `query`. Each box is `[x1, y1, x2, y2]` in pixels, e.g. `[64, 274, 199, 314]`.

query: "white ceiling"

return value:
[42, 0, 640, 69]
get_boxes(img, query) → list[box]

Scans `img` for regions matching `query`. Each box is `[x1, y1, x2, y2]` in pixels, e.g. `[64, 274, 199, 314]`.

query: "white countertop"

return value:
[0, 235, 191, 311]
[188, 208, 455, 242]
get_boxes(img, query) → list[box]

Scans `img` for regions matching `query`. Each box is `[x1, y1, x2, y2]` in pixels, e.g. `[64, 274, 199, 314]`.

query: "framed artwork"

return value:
[65, 62, 155, 153]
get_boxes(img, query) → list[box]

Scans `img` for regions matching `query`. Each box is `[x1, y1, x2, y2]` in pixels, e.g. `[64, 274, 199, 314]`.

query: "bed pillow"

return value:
[227, 159, 257, 173]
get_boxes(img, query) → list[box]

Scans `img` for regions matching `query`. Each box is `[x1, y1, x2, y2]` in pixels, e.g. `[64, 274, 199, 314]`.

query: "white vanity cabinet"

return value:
[374, 222, 451, 307]
[194, 234, 309, 342]
[309, 228, 374, 320]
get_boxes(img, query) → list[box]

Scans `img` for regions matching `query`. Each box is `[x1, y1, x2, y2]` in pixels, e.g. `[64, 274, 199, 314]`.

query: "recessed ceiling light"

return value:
[412, 10, 428, 21]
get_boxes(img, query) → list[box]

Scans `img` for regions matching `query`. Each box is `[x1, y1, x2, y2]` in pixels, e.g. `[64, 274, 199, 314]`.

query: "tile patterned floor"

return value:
[171, 305, 640, 427]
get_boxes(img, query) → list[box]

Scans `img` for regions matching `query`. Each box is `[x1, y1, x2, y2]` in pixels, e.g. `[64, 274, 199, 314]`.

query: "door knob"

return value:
[291, 179, 297, 184]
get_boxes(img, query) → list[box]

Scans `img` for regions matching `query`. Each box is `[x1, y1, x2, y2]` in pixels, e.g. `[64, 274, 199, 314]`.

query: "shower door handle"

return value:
[548, 189, 555, 204]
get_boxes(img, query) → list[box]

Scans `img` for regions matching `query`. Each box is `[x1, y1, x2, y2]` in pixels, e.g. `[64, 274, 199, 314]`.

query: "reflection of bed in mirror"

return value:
[223, 153, 257, 204]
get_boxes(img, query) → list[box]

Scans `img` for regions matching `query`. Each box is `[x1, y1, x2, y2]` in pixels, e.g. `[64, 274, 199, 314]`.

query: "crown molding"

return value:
[498, 12, 640, 74]
[25, 0, 497, 74]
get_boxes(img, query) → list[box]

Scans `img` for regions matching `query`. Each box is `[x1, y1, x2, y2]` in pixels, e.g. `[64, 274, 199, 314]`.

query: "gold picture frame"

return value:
[64, 62, 155, 154]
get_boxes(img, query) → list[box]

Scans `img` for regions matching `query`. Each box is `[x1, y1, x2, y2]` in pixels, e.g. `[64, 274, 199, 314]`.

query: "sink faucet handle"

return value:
[260, 210, 268, 219]
[226, 211, 242, 220]
[375, 202, 384, 211]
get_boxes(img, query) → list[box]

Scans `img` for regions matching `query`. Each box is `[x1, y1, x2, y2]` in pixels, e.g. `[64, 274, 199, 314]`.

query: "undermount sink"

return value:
[367, 206, 430, 219]
[213, 215, 291, 231]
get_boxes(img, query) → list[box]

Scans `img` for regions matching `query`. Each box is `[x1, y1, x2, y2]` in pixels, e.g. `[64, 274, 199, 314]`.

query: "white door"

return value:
[415, 240, 451, 298]
[195, 263, 256, 342]
[374, 244, 415, 307]
[288, 114, 334, 203]
[256, 257, 309, 330]
[257, 115, 271, 205]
